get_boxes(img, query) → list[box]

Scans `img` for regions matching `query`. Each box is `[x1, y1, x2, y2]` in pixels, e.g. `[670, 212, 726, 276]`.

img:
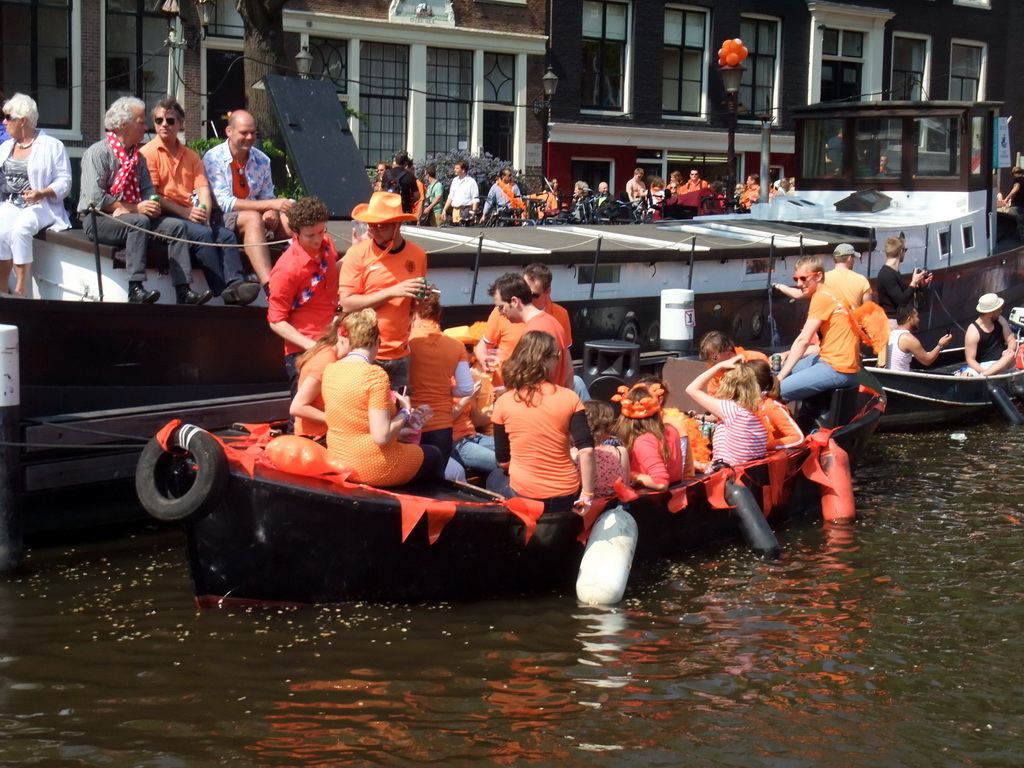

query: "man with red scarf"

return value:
[78, 97, 209, 305]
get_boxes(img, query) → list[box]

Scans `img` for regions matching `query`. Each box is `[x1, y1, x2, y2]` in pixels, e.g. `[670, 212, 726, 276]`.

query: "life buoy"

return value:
[135, 425, 229, 523]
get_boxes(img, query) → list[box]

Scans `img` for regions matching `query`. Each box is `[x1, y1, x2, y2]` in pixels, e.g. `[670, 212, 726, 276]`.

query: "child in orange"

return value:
[746, 359, 804, 450]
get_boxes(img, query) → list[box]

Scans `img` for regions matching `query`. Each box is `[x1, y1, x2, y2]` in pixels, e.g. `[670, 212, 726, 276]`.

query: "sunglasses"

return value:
[2, 114, 15, 121]
[793, 275, 816, 283]
[236, 166, 247, 189]
[153, 116, 177, 125]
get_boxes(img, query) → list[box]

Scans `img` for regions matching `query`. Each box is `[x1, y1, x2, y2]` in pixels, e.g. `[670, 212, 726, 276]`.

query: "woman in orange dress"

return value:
[289, 315, 349, 442]
[321, 308, 445, 486]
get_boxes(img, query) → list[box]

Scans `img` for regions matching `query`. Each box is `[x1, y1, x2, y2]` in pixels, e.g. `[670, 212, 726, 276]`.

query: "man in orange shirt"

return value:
[487, 272, 573, 388]
[698, 331, 769, 397]
[777, 255, 861, 401]
[141, 98, 259, 305]
[339, 192, 426, 391]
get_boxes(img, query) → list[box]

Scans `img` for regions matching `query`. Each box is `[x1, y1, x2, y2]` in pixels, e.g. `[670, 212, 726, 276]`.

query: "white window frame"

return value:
[949, 39, 986, 101]
[805, 1, 893, 105]
[661, 4, 709, 122]
[953, 0, 990, 8]
[890, 33, 930, 101]
[738, 13, 781, 126]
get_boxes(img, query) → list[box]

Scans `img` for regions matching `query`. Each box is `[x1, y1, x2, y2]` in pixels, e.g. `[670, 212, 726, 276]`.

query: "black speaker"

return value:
[834, 188, 891, 213]
[583, 340, 640, 387]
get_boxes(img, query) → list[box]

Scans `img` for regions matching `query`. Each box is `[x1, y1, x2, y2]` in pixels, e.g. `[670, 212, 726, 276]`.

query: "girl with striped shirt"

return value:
[685, 356, 768, 467]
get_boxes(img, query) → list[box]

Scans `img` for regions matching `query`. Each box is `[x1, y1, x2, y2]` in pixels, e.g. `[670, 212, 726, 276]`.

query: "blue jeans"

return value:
[780, 354, 858, 401]
[179, 218, 245, 295]
[485, 468, 577, 513]
[453, 433, 496, 472]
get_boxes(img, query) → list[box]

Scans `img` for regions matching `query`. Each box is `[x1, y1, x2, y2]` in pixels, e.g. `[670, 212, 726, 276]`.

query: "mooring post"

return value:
[0, 324, 21, 573]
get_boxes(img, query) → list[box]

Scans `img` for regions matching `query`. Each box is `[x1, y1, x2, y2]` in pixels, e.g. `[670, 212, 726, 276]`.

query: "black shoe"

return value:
[221, 280, 261, 306]
[128, 283, 160, 304]
[176, 288, 213, 306]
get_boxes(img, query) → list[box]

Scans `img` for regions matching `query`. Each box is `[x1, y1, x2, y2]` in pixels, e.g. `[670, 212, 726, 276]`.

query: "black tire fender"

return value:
[135, 425, 229, 523]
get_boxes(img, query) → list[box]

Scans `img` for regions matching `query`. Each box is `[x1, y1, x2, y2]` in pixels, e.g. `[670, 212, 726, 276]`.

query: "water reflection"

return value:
[0, 428, 1021, 764]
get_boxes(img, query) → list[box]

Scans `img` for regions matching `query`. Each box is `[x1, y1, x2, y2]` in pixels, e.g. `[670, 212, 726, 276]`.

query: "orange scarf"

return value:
[497, 179, 526, 210]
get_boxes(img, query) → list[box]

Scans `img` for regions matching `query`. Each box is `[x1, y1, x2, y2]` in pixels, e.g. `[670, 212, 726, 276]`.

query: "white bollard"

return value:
[660, 288, 695, 353]
[576, 506, 638, 606]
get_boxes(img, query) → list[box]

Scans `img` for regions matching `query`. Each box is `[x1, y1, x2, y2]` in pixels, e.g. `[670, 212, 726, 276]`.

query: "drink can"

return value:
[197, 203, 207, 210]
[149, 195, 160, 202]
[771, 354, 782, 374]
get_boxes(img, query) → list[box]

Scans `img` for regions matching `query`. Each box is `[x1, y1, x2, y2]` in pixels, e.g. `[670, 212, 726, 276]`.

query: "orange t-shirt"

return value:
[482, 307, 525, 386]
[409, 324, 468, 433]
[759, 397, 804, 450]
[322, 361, 423, 486]
[339, 239, 427, 360]
[812, 290, 861, 374]
[546, 300, 573, 347]
[294, 346, 337, 439]
[524, 310, 571, 387]
[140, 139, 208, 208]
[491, 383, 583, 499]
[707, 346, 769, 396]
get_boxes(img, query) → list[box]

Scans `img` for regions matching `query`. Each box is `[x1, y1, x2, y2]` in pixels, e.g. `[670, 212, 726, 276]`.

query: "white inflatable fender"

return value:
[576, 506, 639, 606]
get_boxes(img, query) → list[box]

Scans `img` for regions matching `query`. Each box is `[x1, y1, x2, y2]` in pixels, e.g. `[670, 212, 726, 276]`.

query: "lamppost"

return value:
[532, 66, 559, 182]
[295, 47, 313, 79]
[718, 38, 748, 212]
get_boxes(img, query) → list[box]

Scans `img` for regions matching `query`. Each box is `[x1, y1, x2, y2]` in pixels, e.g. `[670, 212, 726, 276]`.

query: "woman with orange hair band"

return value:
[614, 382, 689, 491]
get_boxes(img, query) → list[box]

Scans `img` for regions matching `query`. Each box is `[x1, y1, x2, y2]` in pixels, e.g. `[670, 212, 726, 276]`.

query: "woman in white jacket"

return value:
[0, 93, 72, 296]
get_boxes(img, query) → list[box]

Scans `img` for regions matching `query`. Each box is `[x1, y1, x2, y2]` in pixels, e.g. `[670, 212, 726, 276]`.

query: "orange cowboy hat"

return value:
[351, 192, 418, 224]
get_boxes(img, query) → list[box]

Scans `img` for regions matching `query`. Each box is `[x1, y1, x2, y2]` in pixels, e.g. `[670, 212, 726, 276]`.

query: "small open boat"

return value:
[865, 347, 1024, 431]
[135, 377, 883, 606]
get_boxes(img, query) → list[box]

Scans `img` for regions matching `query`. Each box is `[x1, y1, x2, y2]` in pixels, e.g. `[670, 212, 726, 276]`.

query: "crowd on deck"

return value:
[3, 96, 1020, 509]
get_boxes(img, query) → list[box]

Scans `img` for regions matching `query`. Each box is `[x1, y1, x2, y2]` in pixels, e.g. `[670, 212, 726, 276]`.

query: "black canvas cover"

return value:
[263, 74, 373, 219]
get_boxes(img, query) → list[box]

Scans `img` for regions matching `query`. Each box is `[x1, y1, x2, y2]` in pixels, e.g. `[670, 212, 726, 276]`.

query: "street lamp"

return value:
[720, 62, 745, 213]
[295, 47, 313, 79]
[532, 66, 559, 183]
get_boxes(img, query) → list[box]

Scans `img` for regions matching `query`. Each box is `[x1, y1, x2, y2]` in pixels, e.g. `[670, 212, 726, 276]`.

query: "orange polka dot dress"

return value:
[322, 360, 423, 486]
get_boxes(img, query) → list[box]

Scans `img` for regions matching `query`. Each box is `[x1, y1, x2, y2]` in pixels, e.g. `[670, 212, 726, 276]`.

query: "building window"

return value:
[105, 0, 169, 113]
[425, 47, 472, 155]
[309, 37, 348, 95]
[581, 0, 628, 110]
[891, 36, 927, 100]
[359, 42, 409, 167]
[1, 0, 72, 128]
[662, 7, 706, 116]
[483, 53, 514, 105]
[739, 16, 778, 118]
[820, 28, 863, 102]
[207, 0, 243, 39]
[949, 42, 983, 100]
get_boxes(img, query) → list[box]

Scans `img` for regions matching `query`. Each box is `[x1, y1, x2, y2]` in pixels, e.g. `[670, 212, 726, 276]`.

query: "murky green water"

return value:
[0, 425, 1022, 766]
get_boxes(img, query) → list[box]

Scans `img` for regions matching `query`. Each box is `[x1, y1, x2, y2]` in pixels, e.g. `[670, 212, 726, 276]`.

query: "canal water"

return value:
[1, 424, 1022, 766]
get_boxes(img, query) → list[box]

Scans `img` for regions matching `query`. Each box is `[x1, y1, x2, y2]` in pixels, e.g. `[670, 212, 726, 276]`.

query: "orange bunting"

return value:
[613, 476, 639, 502]
[399, 496, 428, 542]
[155, 419, 184, 453]
[577, 497, 610, 543]
[704, 467, 732, 510]
[505, 496, 546, 544]
[426, 500, 457, 544]
[668, 485, 690, 513]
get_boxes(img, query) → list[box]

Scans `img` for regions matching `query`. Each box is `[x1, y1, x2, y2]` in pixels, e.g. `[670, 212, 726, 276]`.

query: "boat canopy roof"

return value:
[792, 101, 1001, 194]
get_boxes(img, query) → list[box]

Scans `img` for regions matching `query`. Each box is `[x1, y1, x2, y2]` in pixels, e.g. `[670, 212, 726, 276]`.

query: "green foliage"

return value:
[185, 136, 304, 200]
[419, 150, 527, 193]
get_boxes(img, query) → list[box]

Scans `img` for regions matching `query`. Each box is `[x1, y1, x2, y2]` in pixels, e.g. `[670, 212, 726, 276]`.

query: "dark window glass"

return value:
[739, 17, 778, 117]
[309, 37, 348, 95]
[581, 0, 627, 110]
[662, 8, 705, 115]
[426, 47, 472, 154]
[1, 0, 72, 127]
[359, 42, 409, 167]
[891, 37, 926, 100]
[105, 0, 168, 114]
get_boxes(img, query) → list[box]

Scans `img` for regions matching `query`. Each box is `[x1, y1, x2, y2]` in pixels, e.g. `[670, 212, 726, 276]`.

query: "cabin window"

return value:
[938, 229, 951, 258]
[739, 16, 779, 118]
[962, 225, 974, 251]
[578, 264, 622, 284]
[662, 7, 707, 117]
[582, 0, 629, 111]
[950, 42, 983, 100]
[801, 118, 845, 178]
[745, 259, 769, 276]
[891, 36, 927, 101]
[105, 0, 168, 114]
[854, 118, 901, 178]
[912, 117, 959, 178]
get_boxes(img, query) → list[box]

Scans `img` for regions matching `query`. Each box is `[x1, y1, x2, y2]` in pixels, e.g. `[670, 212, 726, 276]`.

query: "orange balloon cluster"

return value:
[718, 38, 749, 68]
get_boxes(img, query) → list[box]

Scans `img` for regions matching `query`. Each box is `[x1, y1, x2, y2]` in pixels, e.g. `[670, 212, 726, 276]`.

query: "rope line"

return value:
[90, 208, 291, 249]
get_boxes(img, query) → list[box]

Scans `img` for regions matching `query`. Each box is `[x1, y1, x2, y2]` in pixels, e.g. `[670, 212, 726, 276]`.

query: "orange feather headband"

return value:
[612, 383, 665, 419]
